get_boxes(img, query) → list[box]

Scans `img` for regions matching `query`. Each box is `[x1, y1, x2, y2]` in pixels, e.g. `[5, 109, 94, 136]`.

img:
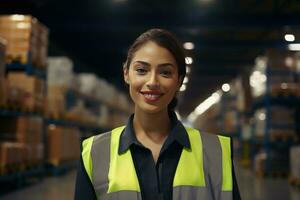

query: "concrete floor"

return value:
[1, 164, 300, 200]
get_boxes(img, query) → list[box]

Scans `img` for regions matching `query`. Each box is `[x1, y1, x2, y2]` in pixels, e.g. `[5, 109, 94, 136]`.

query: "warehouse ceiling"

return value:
[1, 0, 300, 117]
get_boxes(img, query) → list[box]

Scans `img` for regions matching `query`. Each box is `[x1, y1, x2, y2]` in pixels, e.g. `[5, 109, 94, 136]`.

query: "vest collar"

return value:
[118, 111, 191, 154]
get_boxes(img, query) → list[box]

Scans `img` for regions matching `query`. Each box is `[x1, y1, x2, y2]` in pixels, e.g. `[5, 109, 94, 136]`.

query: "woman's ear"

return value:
[123, 66, 130, 84]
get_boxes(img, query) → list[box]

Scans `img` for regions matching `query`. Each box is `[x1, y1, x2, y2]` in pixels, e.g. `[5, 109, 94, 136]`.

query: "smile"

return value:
[140, 92, 163, 102]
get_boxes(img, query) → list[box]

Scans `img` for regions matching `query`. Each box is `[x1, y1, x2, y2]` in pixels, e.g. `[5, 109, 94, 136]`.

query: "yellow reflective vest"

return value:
[82, 126, 233, 200]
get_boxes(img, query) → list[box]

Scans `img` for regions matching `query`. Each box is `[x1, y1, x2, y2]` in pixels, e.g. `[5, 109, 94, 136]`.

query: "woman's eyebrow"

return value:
[158, 63, 175, 68]
[133, 61, 150, 66]
[133, 61, 175, 68]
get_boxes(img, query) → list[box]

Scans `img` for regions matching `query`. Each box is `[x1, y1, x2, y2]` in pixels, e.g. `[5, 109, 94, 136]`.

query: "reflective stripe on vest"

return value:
[82, 126, 233, 200]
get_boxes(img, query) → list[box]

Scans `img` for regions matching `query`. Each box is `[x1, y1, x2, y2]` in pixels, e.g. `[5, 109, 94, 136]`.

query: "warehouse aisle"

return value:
[235, 162, 300, 200]
[1, 164, 300, 200]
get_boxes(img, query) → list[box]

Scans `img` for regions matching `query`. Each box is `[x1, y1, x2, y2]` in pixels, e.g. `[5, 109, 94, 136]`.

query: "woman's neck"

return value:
[133, 108, 171, 143]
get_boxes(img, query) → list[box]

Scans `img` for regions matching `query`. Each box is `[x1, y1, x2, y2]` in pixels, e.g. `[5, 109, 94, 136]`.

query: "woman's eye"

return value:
[136, 68, 147, 74]
[161, 70, 172, 77]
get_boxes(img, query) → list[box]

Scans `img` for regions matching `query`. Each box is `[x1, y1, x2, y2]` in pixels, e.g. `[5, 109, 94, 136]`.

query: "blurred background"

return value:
[0, 0, 300, 199]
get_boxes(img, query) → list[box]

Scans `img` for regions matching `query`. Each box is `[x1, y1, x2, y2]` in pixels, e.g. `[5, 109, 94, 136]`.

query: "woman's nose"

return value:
[146, 72, 159, 89]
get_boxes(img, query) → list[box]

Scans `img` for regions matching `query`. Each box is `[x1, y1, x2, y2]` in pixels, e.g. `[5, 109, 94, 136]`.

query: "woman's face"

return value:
[124, 41, 182, 114]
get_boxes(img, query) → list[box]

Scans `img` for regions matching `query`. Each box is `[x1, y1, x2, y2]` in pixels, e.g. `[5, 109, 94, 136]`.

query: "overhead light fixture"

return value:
[186, 66, 191, 74]
[185, 57, 193, 65]
[258, 113, 266, 121]
[183, 76, 189, 84]
[222, 83, 230, 92]
[180, 84, 186, 92]
[187, 90, 222, 123]
[183, 42, 194, 50]
[284, 34, 295, 42]
[288, 43, 300, 51]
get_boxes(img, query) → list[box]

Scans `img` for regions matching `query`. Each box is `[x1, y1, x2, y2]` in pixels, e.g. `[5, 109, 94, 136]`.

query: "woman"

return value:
[75, 29, 241, 200]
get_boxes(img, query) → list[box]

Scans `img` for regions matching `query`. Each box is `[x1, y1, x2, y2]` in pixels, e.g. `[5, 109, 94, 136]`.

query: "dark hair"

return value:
[124, 28, 186, 111]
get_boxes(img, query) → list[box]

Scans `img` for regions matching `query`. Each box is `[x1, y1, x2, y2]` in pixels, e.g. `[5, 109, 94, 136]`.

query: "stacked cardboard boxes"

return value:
[290, 146, 300, 180]
[0, 116, 44, 170]
[46, 125, 80, 166]
[0, 15, 49, 68]
[0, 37, 6, 106]
[45, 57, 74, 118]
[253, 107, 297, 140]
[7, 72, 45, 111]
[0, 142, 27, 173]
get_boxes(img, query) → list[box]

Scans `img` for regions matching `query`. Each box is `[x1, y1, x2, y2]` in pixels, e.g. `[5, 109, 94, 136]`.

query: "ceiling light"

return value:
[284, 34, 295, 42]
[288, 43, 300, 51]
[258, 113, 266, 121]
[222, 83, 230, 92]
[185, 57, 193, 65]
[183, 77, 189, 84]
[180, 84, 186, 92]
[186, 66, 191, 74]
[183, 42, 194, 50]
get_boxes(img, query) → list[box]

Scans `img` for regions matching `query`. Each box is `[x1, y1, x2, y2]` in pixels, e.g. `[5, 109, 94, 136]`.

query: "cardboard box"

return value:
[0, 36, 6, 77]
[45, 86, 66, 117]
[46, 126, 80, 165]
[7, 72, 45, 111]
[47, 57, 73, 88]
[0, 78, 7, 106]
[0, 142, 26, 167]
[0, 15, 48, 67]
[0, 116, 43, 144]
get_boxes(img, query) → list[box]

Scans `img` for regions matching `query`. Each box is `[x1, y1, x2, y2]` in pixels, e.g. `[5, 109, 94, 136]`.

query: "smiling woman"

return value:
[75, 29, 241, 200]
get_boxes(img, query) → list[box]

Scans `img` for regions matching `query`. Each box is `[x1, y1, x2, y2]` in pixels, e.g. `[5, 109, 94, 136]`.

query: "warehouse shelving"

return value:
[250, 66, 300, 175]
[6, 63, 46, 79]
[217, 95, 241, 138]
[0, 62, 129, 194]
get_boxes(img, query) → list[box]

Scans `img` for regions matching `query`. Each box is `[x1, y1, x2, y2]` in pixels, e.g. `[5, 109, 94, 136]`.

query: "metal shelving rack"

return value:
[0, 62, 118, 191]
[250, 66, 300, 174]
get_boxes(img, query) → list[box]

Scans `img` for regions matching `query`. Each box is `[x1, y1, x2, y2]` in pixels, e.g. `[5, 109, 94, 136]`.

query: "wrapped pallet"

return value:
[0, 116, 43, 144]
[250, 56, 297, 98]
[0, 142, 27, 173]
[47, 56, 73, 88]
[7, 72, 45, 112]
[45, 86, 66, 119]
[253, 107, 296, 139]
[0, 15, 49, 68]
[46, 125, 80, 166]
[78, 73, 98, 96]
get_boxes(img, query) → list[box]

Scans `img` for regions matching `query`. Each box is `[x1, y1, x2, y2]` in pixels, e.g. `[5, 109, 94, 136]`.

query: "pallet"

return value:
[5, 54, 28, 66]
[45, 111, 64, 120]
[270, 133, 299, 142]
[0, 163, 26, 176]
[1, 101, 44, 115]
[5, 53, 46, 70]
[270, 87, 300, 97]
[46, 160, 78, 176]
[289, 177, 300, 187]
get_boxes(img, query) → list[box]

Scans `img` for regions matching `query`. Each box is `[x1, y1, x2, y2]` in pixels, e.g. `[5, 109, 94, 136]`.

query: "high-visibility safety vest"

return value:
[82, 126, 233, 200]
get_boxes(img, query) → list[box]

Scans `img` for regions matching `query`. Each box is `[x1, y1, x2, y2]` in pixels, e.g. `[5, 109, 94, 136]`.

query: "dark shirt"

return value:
[75, 112, 241, 200]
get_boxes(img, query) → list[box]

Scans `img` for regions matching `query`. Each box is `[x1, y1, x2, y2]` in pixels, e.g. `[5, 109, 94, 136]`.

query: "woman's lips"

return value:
[140, 91, 163, 102]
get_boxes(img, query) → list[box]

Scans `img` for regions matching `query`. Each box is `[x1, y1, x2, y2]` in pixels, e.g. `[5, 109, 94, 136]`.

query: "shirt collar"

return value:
[118, 111, 191, 154]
